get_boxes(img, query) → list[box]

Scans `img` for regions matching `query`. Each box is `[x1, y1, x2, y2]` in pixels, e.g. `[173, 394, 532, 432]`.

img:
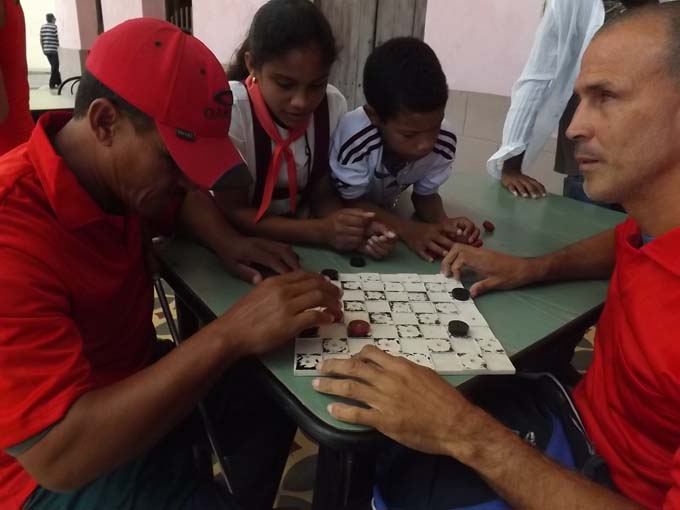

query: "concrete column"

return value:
[53, 0, 98, 79]
[102, 0, 164, 31]
[101, 0, 143, 31]
[102, 0, 165, 30]
[142, 0, 166, 20]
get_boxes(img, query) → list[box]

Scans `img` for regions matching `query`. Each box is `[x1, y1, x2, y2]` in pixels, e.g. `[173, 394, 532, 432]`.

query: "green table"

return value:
[161, 172, 624, 509]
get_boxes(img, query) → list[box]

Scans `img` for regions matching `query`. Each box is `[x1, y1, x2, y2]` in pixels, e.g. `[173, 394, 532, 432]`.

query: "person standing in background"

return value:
[40, 13, 61, 90]
[487, 0, 657, 204]
[0, 0, 33, 155]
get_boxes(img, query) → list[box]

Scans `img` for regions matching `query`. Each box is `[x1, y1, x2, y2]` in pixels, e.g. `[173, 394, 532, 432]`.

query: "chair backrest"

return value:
[58, 76, 81, 96]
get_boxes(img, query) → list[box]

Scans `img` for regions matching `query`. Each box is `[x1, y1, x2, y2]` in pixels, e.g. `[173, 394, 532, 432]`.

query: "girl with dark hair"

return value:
[215, 0, 396, 259]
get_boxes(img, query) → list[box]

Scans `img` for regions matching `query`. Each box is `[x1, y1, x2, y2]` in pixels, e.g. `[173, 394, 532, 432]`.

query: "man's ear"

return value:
[87, 98, 121, 148]
[363, 104, 383, 127]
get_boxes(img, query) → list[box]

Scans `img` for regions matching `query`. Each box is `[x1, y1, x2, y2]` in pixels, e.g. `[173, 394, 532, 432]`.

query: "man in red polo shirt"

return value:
[314, 4, 680, 510]
[0, 0, 34, 154]
[0, 18, 341, 510]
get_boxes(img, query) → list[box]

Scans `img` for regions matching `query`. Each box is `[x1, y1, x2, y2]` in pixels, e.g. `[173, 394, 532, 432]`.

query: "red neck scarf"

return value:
[245, 75, 310, 222]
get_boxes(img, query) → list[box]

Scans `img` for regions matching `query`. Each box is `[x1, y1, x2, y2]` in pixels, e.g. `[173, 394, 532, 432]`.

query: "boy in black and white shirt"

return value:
[330, 38, 480, 262]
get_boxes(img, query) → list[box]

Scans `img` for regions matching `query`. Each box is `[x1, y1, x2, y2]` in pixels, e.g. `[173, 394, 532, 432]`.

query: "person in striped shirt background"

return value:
[40, 13, 61, 90]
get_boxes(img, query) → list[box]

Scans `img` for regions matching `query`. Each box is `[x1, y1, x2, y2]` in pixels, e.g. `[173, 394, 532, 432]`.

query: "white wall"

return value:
[193, 0, 268, 65]
[101, 0, 165, 31]
[53, 0, 81, 48]
[23, 0, 57, 71]
[425, 0, 544, 96]
[101, 0, 143, 31]
[52, 0, 97, 50]
[30, 0, 547, 91]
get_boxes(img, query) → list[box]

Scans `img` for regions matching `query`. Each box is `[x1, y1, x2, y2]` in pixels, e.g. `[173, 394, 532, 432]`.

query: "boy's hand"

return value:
[323, 209, 375, 251]
[400, 221, 454, 262]
[441, 217, 480, 245]
[360, 221, 398, 259]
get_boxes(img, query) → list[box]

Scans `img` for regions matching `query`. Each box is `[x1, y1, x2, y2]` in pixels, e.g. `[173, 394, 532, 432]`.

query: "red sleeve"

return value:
[664, 449, 680, 510]
[0, 248, 92, 449]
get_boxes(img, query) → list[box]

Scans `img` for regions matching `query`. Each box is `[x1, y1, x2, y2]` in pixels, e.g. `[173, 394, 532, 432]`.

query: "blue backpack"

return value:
[372, 373, 612, 510]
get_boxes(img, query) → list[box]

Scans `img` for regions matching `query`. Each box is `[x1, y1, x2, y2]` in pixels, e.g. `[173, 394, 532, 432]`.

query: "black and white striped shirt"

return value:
[40, 22, 59, 54]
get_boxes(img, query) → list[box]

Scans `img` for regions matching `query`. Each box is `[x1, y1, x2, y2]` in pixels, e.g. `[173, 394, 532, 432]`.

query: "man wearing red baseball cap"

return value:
[0, 18, 341, 510]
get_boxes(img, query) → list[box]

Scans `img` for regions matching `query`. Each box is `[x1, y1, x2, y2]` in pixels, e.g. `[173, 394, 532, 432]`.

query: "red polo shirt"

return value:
[0, 113, 156, 509]
[0, 0, 34, 154]
[574, 217, 680, 510]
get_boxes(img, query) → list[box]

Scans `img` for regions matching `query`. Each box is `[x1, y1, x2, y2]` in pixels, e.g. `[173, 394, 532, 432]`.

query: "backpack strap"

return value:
[294, 94, 330, 213]
[310, 94, 330, 186]
[247, 90, 273, 209]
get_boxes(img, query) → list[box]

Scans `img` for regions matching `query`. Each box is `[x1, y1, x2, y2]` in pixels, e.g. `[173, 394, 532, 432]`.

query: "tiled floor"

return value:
[152, 287, 595, 509]
[28, 71, 50, 89]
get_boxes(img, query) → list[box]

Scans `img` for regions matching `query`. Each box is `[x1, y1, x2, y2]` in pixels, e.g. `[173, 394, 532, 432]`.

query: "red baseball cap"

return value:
[85, 18, 244, 190]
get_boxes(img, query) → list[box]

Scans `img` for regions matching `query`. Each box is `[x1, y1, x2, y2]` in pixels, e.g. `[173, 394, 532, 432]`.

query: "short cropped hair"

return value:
[596, 3, 680, 81]
[73, 71, 155, 133]
[363, 37, 448, 121]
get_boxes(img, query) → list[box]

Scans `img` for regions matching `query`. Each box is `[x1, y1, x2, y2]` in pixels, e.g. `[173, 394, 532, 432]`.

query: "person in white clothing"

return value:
[330, 38, 480, 263]
[488, 0, 657, 202]
[213, 0, 397, 260]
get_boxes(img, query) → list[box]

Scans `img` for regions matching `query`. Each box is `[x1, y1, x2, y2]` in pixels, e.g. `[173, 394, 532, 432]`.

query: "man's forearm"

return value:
[447, 407, 639, 510]
[345, 198, 409, 235]
[501, 152, 525, 176]
[532, 228, 616, 282]
[227, 207, 327, 245]
[311, 175, 345, 218]
[313, 191, 343, 218]
[18, 322, 241, 492]
[178, 190, 243, 256]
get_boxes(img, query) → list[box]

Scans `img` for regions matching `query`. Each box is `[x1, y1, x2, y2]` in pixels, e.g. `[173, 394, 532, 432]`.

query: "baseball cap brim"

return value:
[157, 122, 246, 191]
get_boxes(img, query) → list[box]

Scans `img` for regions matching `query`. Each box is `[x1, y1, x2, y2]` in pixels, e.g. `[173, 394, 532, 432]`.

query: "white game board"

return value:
[294, 272, 515, 376]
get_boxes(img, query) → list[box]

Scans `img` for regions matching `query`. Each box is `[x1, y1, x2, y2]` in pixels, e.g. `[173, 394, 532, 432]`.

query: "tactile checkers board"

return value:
[294, 273, 515, 376]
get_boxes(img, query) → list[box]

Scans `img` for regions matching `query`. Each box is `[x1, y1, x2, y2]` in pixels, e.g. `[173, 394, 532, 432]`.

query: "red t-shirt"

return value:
[0, 113, 156, 509]
[574, 217, 680, 510]
[0, 0, 34, 155]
